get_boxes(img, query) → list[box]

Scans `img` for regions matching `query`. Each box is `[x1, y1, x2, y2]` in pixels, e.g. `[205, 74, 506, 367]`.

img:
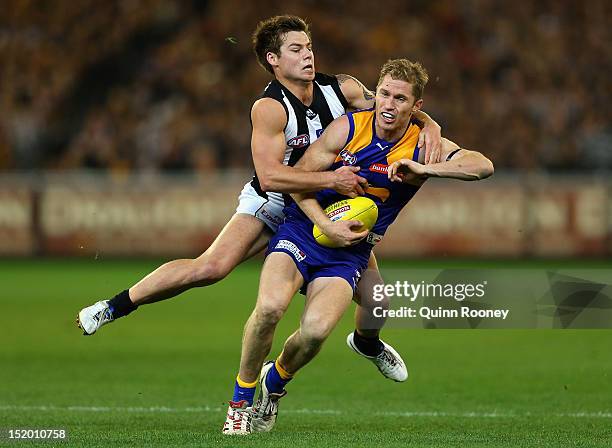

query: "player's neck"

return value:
[276, 75, 314, 105]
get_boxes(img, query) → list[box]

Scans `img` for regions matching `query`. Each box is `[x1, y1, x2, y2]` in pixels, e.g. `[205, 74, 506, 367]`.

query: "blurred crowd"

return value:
[1, 0, 610, 174]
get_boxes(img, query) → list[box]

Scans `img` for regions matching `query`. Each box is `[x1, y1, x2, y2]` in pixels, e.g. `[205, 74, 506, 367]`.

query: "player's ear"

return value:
[266, 52, 279, 68]
[412, 99, 424, 113]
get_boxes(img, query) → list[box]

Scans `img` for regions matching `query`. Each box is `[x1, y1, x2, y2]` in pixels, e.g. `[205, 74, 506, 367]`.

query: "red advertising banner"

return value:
[40, 185, 237, 256]
[0, 175, 609, 257]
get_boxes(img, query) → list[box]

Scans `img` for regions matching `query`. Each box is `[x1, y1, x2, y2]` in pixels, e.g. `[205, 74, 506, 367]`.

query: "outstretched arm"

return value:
[388, 137, 494, 184]
[336, 73, 442, 163]
[425, 138, 494, 180]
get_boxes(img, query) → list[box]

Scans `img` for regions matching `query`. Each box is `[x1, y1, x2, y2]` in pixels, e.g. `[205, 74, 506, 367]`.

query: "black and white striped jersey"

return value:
[250, 72, 348, 205]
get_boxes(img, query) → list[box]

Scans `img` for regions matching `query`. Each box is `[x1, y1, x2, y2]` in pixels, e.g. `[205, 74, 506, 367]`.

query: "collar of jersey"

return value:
[370, 113, 415, 148]
[371, 114, 404, 148]
[275, 78, 318, 109]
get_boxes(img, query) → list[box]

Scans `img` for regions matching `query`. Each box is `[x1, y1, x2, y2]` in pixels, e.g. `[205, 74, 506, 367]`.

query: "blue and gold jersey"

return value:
[271, 109, 423, 287]
[308, 108, 423, 237]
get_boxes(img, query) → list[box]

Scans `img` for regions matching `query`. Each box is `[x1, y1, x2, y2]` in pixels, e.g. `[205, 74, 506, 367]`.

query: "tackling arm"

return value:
[251, 98, 367, 196]
[251, 98, 338, 193]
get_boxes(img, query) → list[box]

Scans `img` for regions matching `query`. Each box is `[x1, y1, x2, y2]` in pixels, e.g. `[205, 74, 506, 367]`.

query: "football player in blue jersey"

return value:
[223, 58, 493, 434]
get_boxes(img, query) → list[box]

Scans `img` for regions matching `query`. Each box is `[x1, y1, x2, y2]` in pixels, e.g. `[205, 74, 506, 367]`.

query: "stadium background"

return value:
[1, 0, 611, 258]
[1, 1, 611, 447]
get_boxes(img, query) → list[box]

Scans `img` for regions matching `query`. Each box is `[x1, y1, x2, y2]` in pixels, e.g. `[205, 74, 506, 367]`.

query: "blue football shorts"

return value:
[266, 216, 371, 293]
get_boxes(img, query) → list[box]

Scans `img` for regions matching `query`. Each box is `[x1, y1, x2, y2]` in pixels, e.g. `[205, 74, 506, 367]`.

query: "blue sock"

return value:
[232, 380, 256, 406]
[265, 361, 292, 394]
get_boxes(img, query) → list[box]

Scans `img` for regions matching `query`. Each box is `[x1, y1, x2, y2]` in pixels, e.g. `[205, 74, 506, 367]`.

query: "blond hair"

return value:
[377, 59, 429, 99]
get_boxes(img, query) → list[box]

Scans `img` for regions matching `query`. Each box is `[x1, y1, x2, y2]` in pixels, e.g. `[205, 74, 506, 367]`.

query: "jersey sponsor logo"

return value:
[369, 163, 389, 174]
[316, 128, 324, 138]
[275, 239, 306, 262]
[288, 134, 310, 148]
[339, 149, 357, 166]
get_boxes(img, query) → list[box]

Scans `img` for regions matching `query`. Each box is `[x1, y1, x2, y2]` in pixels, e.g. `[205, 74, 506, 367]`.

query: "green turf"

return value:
[1, 259, 611, 447]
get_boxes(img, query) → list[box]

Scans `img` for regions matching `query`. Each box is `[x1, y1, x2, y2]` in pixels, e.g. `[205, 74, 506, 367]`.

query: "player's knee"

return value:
[300, 318, 334, 348]
[355, 279, 385, 307]
[254, 302, 285, 328]
[357, 292, 389, 310]
[190, 258, 232, 286]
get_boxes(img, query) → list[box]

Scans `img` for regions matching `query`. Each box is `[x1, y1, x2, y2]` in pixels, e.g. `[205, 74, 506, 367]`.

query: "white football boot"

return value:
[76, 300, 114, 335]
[222, 400, 253, 435]
[346, 332, 408, 382]
[252, 361, 287, 433]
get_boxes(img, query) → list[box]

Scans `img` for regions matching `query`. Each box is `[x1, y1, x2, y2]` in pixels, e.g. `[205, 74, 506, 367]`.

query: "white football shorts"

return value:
[235, 182, 286, 232]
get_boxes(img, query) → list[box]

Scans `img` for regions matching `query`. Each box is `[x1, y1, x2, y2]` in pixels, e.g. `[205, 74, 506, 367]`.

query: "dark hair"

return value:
[252, 15, 311, 74]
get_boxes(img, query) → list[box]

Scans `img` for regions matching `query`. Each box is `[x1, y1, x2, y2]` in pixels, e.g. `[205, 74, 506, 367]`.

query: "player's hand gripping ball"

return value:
[313, 197, 378, 247]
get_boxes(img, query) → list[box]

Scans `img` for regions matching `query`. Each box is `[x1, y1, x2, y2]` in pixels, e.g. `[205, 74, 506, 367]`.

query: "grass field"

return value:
[1, 258, 611, 447]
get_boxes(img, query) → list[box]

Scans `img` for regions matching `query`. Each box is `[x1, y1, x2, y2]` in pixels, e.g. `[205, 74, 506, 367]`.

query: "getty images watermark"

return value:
[366, 269, 612, 329]
[371, 280, 510, 321]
